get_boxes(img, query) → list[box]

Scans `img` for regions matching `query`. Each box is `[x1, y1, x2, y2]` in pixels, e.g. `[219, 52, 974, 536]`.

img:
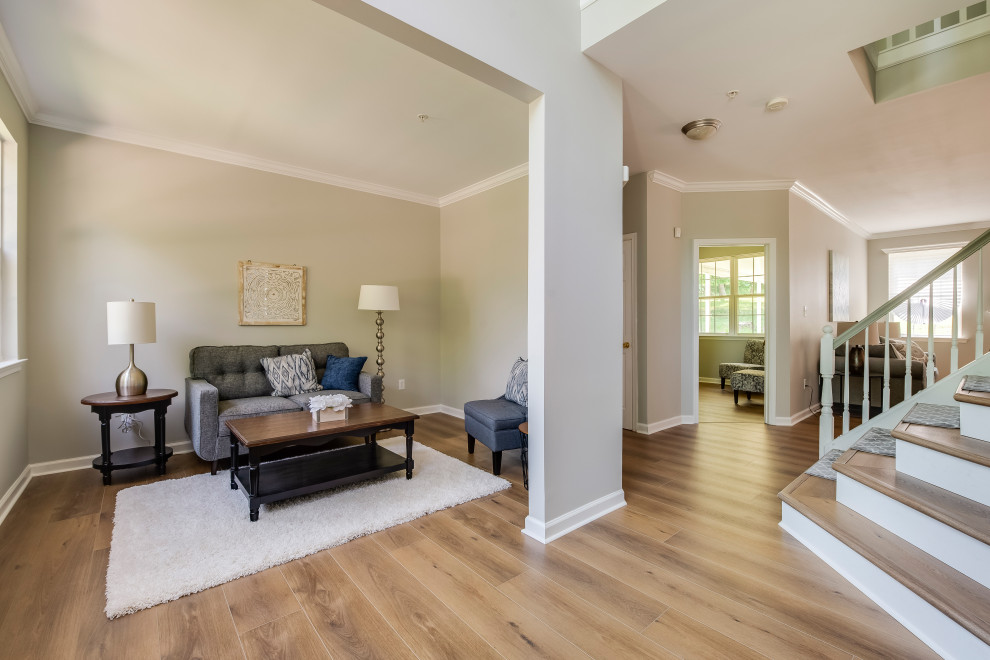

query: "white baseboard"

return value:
[772, 407, 816, 426]
[405, 404, 464, 419]
[698, 377, 721, 385]
[0, 441, 195, 525]
[0, 465, 31, 528]
[636, 416, 691, 435]
[522, 489, 626, 544]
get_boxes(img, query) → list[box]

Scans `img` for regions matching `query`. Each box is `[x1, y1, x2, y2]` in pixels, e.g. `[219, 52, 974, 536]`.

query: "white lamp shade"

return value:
[107, 301, 156, 345]
[358, 285, 400, 311]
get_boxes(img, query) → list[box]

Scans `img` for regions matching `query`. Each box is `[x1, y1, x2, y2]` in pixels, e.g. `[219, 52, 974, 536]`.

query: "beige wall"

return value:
[27, 126, 442, 464]
[788, 193, 868, 419]
[680, 189, 791, 422]
[440, 177, 527, 409]
[867, 228, 990, 374]
[621, 173, 649, 422]
[0, 67, 29, 499]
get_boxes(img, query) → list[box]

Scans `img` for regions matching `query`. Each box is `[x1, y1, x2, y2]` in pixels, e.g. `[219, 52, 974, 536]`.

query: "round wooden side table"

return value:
[518, 422, 529, 490]
[81, 389, 178, 485]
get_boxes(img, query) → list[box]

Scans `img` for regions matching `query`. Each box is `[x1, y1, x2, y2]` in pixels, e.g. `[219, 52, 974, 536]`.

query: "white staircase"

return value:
[781, 359, 990, 659]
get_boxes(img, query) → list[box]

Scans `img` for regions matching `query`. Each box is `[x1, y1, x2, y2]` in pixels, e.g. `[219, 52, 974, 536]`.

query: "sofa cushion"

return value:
[464, 397, 527, 431]
[261, 348, 323, 397]
[322, 355, 367, 391]
[280, 342, 349, 387]
[743, 340, 765, 366]
[718, 362, 763, 379]
[217, 396, 301, 437]
[189, 345, 279, 400]
[288, 390, 370, 409]
[504, 358, 528, 407]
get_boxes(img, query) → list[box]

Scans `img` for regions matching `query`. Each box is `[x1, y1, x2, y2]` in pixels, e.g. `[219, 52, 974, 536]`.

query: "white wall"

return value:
[0, 66, 28, 501]
[322, 0, 626, 539]
[440, 177, 527, 410]
[27, 126, 442, 464]
[789, 193, 868, 419]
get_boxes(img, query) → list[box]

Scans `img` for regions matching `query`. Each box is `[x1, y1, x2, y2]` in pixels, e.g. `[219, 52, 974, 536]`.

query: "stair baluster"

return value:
[979, 250, 985, 358]
[883, 318, 891, 411]
[952, 266, 959, 373]
[927, 283, 936, 387]
[843, 340, 851, 434]
[905, 299, 913, 400]
[862, 330, 870, 422]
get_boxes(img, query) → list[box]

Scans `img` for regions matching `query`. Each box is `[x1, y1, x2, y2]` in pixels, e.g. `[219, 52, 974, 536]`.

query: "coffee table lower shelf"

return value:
[231, 443, 410, 521]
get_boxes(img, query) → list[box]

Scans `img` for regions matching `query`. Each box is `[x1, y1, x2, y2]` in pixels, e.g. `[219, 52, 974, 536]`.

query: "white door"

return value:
[622, 236, 636, 430]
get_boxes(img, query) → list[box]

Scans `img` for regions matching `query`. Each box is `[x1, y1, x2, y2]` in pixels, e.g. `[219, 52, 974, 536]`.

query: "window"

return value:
[887, 247, 962, 338]
[699, 253, 765, 335]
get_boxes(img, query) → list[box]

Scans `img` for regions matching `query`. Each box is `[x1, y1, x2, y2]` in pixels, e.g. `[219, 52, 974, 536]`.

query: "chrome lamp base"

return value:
[115, 344, 148, 397]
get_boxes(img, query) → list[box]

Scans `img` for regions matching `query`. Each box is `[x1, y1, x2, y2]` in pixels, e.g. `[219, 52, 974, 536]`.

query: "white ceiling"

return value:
[585, 0, 990, 236]
[0, 0, 529, 203]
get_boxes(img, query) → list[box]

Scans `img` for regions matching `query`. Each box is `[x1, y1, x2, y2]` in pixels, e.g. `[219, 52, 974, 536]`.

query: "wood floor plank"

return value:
[643, 608, 771, 660]
[49, 467, 105, 522]
[368, 522, 426, 552]
[224, 567, 300, 634]
[498, 569, 677, 659]
[445, 503, 668, 630]
[157, 587, 243, 660]
[409, 510, 528, 586]
[281, 550, 416, 660]
[552, 529, 852, 660]
[330, 536, 501, 660]
[391, 538, 590, 659]
[240, 611, 330, 660]
[473, 493, 529, 527]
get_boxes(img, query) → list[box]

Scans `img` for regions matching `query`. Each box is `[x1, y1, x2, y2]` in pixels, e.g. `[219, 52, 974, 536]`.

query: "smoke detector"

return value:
[681, 118, 722, 140]
[765, 97, 789, 112]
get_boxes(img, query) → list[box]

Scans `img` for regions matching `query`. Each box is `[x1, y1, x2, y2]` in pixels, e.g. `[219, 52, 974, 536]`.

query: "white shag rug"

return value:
[106, 438, 510, 618]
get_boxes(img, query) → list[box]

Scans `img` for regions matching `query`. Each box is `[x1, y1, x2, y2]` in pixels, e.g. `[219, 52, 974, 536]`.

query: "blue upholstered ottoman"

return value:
[463, 396, 527, 476]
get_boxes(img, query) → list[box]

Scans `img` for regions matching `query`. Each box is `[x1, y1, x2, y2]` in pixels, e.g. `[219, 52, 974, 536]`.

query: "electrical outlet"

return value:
[398, 379, 406, 390]
[803, 378, 808, 389]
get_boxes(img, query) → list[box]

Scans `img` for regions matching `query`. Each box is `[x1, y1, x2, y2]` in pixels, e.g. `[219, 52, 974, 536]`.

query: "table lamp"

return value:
[107, 299, 156, 396]
[358, 285, 399, 403]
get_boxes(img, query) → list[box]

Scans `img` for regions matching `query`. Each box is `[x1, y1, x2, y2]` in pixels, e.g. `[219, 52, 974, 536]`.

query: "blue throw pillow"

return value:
[322, 355, 367, 392]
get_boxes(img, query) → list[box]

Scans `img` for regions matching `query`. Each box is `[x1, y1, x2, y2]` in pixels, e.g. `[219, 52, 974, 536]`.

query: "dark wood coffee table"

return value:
[225, 403, 419, 521]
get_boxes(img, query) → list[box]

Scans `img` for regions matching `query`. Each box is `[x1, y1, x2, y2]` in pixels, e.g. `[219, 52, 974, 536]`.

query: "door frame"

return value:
[623, 233, 639, 430]
[690, 238, 777, 425]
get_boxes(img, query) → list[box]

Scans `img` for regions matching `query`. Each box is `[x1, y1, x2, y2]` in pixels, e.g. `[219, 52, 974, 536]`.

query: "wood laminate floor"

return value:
[0, 412, 935, 659]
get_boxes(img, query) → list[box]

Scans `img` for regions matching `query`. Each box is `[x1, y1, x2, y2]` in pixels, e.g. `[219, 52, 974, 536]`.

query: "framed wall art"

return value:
[828, 250, 849, 322]
[238, 261, 306, 325]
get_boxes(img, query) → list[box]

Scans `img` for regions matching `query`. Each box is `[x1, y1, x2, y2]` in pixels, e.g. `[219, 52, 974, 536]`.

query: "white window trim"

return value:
[0, 358, 25, 380]
[698, 252, 766, 337]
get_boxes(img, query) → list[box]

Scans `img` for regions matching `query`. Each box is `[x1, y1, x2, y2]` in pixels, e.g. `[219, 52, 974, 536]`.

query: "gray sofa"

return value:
[828, 349, 936, 409]
[185, 342, 383, 473]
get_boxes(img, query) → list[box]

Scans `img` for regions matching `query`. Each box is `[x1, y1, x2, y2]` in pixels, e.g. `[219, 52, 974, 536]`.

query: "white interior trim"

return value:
[438, 163, 528, 206]
[0, 464, 30, 528]
[649, 170, 795, 193]
[636, 415, 692, 435]
[690, 238, 777, 425]
[623, 232, 639, 432]
[870, 220, 990, 240]
[790, 182, 871, 239]
[0, 358, 25, 380]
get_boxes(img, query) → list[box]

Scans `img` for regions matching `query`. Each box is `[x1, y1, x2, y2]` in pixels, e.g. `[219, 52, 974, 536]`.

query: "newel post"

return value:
[819, 325, 835, 456]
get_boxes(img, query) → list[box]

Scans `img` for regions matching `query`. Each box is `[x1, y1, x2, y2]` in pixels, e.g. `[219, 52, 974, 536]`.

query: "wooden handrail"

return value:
[832, 228, 990, 349]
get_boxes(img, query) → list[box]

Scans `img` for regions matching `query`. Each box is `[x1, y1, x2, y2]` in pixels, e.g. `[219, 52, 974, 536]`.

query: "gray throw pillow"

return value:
[505, 357, 528, 407]
[260, 348, 323, 397]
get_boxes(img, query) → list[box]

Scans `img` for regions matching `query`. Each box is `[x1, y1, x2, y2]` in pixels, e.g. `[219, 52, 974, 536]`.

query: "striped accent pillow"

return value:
[504, 357, 528, 407]
[260, 348, 323, 397]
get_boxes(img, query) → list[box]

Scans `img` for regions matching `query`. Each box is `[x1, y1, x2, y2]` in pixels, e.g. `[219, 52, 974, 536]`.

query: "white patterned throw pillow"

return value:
[504, 357, 528, 407]
[260, 348, 323, 397]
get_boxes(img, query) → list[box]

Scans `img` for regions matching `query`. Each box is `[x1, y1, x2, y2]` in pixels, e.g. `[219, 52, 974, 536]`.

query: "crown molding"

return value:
[438, 162, 528, 207]
[648, 170, 794, 192]
[32, 112, 442, 207]
[790, 182, 871, 238]
[0, 20, 38, 120]
[869, 219, 990, 241]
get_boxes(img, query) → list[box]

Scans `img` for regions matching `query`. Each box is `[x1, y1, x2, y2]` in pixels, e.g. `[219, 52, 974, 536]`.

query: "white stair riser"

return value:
[896, 439, 990, 507]
[780, 503, 989, 660]
[836, 475, 990, 589]
[959, 401, 990, 444]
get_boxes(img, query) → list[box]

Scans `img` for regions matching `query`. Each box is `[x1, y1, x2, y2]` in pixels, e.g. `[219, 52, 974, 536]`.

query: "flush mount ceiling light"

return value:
[766, 97, 789, 112]
[681, 118, 722, 140]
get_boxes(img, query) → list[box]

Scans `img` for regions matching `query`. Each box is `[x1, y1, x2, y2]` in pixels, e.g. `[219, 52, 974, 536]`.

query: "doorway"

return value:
[691, 239, 777, 425]
[622, 234, 638, 430]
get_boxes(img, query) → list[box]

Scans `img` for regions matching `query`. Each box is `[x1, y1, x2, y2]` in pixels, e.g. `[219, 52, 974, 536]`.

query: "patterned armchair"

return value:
[718, 339, 766, 389]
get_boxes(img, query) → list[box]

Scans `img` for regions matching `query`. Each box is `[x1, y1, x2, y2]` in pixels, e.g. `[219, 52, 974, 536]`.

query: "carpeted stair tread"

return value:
[893, 422, 990, 469]
[803, 448, 844, 481]
[779, 474, 990, 645]
[954, 379, 990, 406]
[899, 402, 960, 429]
[849, 427, 896, 457]
[833, 461, 990, 546]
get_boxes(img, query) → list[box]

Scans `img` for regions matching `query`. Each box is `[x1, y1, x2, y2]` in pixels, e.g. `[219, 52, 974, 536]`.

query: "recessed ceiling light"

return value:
[417, 113, 429, 122]
[766, 97, 788, 112]
[681, 118, 722, 140]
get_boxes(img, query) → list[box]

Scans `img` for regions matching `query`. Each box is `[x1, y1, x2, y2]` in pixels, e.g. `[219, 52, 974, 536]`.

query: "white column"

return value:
[820, 325, 835, 456]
